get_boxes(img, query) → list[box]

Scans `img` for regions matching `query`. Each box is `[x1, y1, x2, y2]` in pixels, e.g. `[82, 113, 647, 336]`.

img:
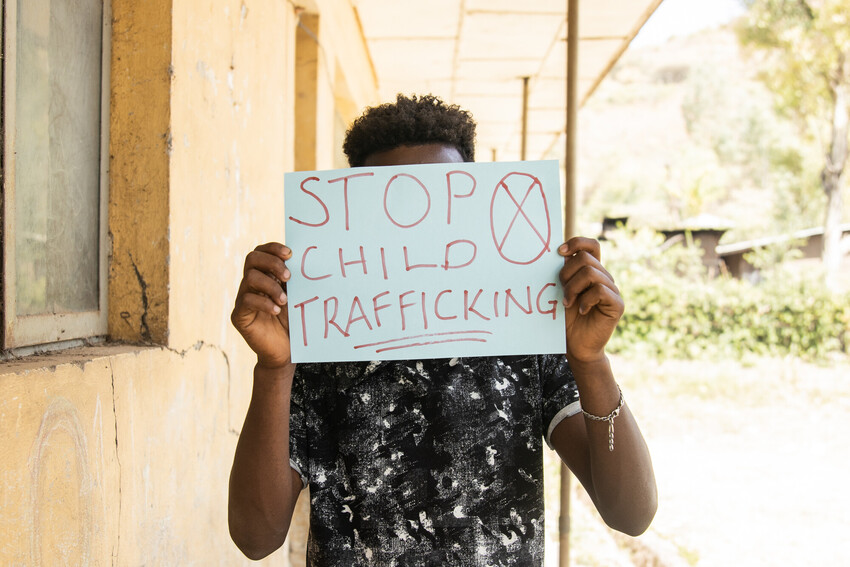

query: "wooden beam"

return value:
[560, 1, 579, 566]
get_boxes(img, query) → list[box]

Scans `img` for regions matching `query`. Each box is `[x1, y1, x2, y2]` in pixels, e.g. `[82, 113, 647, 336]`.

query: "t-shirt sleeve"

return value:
[288, 370, 309, 490]
[539, 354, 581, 449]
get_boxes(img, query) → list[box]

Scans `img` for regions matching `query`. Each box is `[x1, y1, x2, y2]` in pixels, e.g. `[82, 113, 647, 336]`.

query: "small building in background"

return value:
[659, 214, 734, 277]
[599, 215, 630, 241]
[717, 223, 850, 289]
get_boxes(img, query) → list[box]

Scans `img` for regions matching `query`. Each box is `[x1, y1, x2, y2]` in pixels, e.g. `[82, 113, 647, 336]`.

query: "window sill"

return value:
[0, 342, 157, 375]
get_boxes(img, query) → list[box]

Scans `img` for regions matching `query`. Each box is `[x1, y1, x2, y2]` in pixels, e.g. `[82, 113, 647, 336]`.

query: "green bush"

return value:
[602, 229, 850, 360]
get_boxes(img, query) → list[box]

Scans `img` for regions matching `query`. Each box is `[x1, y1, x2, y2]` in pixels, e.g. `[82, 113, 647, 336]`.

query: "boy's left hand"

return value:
[558, 237, 624, 363]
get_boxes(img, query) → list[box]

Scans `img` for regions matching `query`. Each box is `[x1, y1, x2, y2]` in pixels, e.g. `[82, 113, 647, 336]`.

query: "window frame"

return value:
[1, 0, 112, 349]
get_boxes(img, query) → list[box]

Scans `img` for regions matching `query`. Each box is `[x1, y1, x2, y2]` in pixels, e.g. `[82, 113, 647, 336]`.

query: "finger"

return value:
[254, 242, 292, 261]
[560, 250, 614, 286]
[558, 237, 601, 261]
[234, 292, 283, 319]
[560, 252, 617, 289]
[561, 265, 619, 308]
[244, 249, 292, 283]
[243, 269, 288, 305]
[572, 284, 624, 318]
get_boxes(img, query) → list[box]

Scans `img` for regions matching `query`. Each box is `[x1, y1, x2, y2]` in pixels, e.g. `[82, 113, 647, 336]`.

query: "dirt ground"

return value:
[544, 354, 850, 567]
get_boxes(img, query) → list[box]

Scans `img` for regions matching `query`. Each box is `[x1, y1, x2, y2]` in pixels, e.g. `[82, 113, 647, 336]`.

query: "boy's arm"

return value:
[229, 365, 303, 559]
[228, 243, 303, 558]
[551, 237, 657, 536]
[550, 357, 657, 536]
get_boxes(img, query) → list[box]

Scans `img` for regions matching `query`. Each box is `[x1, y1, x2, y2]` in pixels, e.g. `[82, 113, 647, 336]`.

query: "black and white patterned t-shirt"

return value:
[289, 354, 580, 566]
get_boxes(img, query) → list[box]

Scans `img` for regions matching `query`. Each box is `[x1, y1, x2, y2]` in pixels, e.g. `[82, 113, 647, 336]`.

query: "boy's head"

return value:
[343, 94, 476, 167]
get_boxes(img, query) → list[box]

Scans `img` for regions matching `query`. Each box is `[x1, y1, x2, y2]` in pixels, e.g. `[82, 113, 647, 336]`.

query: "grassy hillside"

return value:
[577, 24, 839, 244]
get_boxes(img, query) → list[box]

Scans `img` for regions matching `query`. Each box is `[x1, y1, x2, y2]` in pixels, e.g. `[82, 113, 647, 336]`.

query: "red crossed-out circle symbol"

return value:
[489, 172, 551, 265]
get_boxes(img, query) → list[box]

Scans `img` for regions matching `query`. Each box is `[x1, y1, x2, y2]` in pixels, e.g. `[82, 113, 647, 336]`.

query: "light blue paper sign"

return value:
[284, 160, 566, 362]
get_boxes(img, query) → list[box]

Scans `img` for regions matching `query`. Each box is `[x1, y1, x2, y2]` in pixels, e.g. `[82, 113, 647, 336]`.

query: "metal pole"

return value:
[521, 76, 530, 161]
[560, 1, 579, 566]
[564, 0, 579, 243]
[559, 464, 571, 567]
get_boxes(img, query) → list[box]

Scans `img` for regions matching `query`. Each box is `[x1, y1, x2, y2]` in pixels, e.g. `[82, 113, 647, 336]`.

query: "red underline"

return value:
[354, 330, 493, 350]
[375, 337, 488, 353]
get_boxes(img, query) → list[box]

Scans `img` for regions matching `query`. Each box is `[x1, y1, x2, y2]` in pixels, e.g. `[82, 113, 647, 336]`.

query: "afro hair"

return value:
[343, 94, 476, 167]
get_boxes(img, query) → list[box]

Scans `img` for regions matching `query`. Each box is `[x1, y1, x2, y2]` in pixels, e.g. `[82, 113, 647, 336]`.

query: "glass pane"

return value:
[15, 0, 103, 316]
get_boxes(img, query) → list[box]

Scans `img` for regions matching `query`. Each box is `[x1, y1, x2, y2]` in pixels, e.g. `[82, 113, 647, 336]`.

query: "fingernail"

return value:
[579, 305, 588, 315]
[279, 293, 287, 304]
[273, 305, 281, 314]
[283, 269, 290, 280]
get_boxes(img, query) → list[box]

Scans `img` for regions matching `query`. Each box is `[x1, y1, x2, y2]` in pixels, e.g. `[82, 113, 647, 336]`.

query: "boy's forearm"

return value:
[228, 363, 300, 559]
[558, 356, 658, 536]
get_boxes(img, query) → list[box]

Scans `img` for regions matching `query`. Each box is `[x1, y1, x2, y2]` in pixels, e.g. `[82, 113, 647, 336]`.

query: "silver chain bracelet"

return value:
[581, 385, 624, 452]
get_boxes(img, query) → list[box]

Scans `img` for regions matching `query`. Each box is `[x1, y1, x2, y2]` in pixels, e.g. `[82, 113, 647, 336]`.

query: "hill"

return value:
[577, 24, 830, 243]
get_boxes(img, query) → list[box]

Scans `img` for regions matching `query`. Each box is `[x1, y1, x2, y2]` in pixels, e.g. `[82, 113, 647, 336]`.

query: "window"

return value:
[2, 0, 110, 349]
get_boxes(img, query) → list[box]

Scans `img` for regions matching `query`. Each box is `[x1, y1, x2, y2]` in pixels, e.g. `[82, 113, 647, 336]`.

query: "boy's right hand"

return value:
[231, 242, 294, 369]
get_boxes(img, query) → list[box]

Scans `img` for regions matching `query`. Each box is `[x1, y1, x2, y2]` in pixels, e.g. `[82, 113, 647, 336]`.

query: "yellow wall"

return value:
[109, 0, 173, 345]
[1, 0, 376, 564]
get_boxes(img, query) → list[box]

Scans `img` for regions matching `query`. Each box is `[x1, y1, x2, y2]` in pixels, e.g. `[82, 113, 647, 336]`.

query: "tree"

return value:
[738, 0, 849, 291]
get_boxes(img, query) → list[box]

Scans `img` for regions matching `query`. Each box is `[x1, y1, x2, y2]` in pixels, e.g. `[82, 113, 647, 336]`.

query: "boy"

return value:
[229, 94, 656, 565]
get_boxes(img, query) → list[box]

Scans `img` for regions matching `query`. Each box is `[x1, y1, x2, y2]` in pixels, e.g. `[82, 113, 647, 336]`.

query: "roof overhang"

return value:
[352, 0, 664, 161]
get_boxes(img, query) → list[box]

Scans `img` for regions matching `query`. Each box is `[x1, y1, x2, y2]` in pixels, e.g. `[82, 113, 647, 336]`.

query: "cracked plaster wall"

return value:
[1, 0, 376, 564]
[0, 345, 262, 565]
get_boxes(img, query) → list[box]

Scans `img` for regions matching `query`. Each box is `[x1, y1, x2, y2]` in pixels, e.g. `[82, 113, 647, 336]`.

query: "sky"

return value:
[632, 0, 746, 47]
